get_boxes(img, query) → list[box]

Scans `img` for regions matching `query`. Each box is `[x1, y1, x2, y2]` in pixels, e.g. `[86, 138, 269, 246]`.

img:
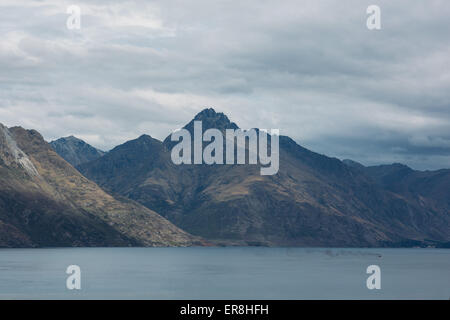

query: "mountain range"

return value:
[76, 108, 449, 247]
[1, 108, 448, 248]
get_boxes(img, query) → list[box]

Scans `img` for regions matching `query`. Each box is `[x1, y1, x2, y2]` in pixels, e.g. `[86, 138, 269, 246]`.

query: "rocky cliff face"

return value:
[78, 109, 450, 247]
[0, 123, 199, 248]
[50, 136, 105, 167]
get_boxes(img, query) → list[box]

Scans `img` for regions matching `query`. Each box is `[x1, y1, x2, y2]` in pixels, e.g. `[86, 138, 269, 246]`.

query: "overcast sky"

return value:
[1, 0, 449, 170]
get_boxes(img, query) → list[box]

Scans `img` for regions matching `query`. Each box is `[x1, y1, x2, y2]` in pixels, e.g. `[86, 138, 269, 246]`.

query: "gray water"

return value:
[0, 247, 448, 299]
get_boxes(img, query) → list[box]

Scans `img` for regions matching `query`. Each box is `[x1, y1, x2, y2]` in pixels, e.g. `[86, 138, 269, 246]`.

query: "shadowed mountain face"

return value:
[349, 163, 450, 220]
[78, 109, 450, 247]
[0, 123, 198, 248]
[50, 136, 105, 167]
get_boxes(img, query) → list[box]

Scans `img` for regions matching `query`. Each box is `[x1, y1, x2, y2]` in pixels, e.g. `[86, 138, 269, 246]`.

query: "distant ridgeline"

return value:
[75, 108, 450, 248]
[0, 109, 449, 248]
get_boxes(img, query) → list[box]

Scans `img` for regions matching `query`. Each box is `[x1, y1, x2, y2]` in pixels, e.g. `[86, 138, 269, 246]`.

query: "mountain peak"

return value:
[65, 135, 81, 141]
[163, 108, 239, 146]
[109, 134, 162, 154]
[194, 107, 219, 119]
[131, 134, 164, 147]
[137, 133, 154, 140]
[53, 135, 84, 145]
[50, 135, 105, 167]
[191, 107, 238, 131]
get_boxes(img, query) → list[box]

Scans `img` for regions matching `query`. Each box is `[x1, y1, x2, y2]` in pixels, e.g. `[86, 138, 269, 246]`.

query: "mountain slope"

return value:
[78, 108, 450, 247]
[50, 136, 105, 167]
[0, 123, 198, 247]
[348, 162, 450, 219]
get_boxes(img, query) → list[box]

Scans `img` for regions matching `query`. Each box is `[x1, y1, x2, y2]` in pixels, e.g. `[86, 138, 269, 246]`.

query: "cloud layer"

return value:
[1, 0, 449, 169]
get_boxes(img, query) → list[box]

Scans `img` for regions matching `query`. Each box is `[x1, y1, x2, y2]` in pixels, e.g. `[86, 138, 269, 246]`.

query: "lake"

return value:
[0, 247, 448, 299]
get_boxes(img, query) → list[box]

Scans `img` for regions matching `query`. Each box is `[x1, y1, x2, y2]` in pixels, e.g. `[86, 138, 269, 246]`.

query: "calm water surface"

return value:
[0, 247, 448, 299]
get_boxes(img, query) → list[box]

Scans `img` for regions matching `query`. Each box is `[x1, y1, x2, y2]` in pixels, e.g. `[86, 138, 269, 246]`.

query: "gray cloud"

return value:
[0, 0, 449, 169]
